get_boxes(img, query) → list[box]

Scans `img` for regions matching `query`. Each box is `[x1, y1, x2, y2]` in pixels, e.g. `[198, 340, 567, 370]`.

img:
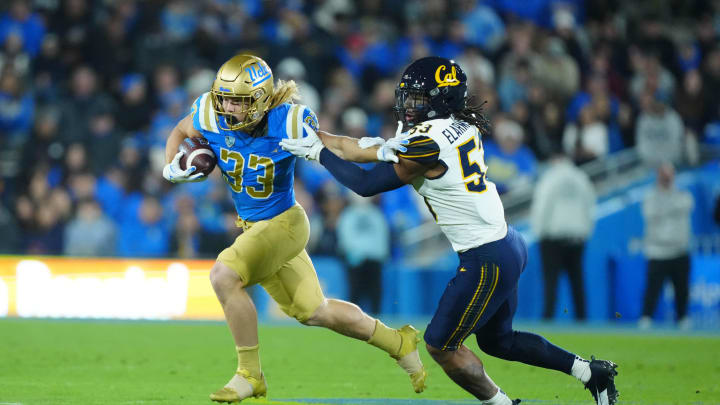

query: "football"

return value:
[178, 137, 217, 176]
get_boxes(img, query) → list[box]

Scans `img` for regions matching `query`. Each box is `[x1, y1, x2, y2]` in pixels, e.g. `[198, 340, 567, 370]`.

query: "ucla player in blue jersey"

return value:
[282, 56, 620, 405]
[162, 55, 426, 402]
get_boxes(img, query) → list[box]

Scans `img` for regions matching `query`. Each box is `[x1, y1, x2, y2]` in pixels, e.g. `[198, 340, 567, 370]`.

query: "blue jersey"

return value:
[191, 92, 318, 221]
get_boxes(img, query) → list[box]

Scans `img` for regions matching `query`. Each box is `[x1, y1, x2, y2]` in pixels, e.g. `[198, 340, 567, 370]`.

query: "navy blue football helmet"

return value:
[393, 56, 468, 129]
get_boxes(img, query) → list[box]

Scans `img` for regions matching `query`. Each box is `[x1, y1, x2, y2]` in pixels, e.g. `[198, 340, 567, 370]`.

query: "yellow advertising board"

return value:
[0, 257, 224, 320]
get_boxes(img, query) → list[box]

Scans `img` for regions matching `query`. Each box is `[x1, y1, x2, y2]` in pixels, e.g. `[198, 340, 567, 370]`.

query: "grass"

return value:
[0, 318, 718, 404]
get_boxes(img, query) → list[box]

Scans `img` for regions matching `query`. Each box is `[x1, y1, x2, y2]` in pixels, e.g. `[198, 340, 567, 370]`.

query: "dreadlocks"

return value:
[454, 96, 491, 136]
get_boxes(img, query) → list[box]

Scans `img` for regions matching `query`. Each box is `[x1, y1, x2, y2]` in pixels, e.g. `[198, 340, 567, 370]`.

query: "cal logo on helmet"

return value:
[435, 65, 460, 87]
[393, 56, 468, 128]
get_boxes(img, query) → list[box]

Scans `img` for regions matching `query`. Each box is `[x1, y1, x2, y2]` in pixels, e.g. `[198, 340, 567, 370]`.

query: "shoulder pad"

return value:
[192, 92, 219, 133]
[398, 135, 440, 165]
[283, 103, 319, 139]
[405, 122, 434, 137]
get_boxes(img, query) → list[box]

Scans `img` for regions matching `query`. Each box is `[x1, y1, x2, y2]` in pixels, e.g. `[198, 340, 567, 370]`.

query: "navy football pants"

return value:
[424, 227, 576, 374]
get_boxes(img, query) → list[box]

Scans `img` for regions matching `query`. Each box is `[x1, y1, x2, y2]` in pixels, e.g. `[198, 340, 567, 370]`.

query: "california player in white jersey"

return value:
[402, 116, 507, 252]
[281, 56, 619, 405]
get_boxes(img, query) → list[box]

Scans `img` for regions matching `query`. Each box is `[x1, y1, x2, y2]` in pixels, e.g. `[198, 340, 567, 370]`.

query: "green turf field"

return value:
[0, 319, 718, 405]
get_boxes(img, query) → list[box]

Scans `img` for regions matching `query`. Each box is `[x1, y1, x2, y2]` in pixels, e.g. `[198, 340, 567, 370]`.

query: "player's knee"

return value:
[301, 299, 329, 326]
[426, 343, 453, 364]
[294, 310, 316, 325]
[209, 262, 243, 304]
[289, 304, 318, 325]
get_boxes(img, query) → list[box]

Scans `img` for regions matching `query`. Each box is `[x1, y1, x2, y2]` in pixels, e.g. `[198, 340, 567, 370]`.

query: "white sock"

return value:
[571, 356, 591, 384]
[483, 389, 513, 405]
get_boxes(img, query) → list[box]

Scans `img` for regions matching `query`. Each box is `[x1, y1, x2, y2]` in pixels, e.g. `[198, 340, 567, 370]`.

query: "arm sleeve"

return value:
[397, 135, 440, 165]
[319, 148, 405, 197]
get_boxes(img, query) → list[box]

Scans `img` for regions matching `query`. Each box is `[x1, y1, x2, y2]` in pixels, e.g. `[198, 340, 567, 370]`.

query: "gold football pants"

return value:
[217, 204, 324, 322]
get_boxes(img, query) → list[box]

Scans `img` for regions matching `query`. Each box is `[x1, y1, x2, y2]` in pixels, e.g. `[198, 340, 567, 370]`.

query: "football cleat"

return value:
[584, 356, 619, 405]
[512, 400, 522, 404]
[210, 369, 267, 403]
[393, 325, 428, 393]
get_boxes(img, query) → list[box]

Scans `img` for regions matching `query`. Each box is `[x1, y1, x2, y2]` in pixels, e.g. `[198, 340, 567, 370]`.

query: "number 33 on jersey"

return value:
[399, 117, 508, 252]
[190, 91, 319, 221]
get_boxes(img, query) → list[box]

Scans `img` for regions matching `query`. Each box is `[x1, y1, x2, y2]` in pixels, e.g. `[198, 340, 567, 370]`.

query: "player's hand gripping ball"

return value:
[162, 137, 216, 183]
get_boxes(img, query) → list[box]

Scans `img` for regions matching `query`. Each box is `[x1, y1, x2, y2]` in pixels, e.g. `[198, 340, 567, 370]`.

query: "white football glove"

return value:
[376, 137, 409, 163]
[162, 151, 206, 183]
[357, 137, 385, 149]
[279, 123, 324, 160]
[358, 121, 409, 163]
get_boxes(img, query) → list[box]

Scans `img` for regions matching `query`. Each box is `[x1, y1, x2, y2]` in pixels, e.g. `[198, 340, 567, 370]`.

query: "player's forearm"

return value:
[318, 148, 404, 197]
[165, 128, 187, 163]
[166, 115, 200, 163]
[318, 131, 378, 163]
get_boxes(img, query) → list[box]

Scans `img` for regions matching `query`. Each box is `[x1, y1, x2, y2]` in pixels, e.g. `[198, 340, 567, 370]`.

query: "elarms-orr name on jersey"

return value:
[442, 121, 472, 143]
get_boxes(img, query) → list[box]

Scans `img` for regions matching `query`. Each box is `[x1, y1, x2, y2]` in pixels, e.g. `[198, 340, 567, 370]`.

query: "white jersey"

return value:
[398, 117, 507, 252]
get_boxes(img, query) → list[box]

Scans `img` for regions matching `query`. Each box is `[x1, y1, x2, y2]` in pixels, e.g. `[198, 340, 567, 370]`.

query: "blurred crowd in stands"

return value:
[0, 0, 719, 260]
